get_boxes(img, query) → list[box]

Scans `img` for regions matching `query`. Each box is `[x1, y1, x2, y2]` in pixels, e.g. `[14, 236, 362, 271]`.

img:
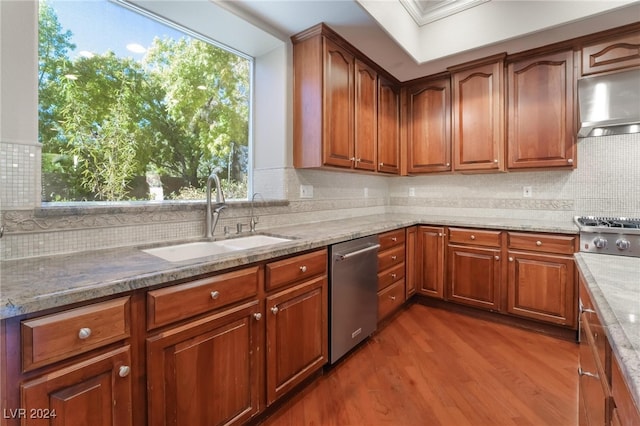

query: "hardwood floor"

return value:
[260, 303, 579, 426]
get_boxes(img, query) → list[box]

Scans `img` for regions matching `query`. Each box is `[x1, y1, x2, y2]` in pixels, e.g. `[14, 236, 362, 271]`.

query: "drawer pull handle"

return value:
[470, 235, 475, 240]
[391, 273, 397, 279]
[389, 295, 396, 301]
[509, 257, 514, 262]
[581, 306, 596, 314]
[271, 306, 279, 315]
[253, 313, 262, 321]
[536, 240, 542, 246]
[578, 367, 599, 379]
[568, 158, 574, 164]
[210, 291, 220, 300]
[391, 237, 397, 242]
[438, 233, 443, 237]
[300, 265, 307, 273]
[78, 328, 92, 340]
[495, 256, 500, 261]
[118, 366, 130, 378]
[391, 255, 397, 260]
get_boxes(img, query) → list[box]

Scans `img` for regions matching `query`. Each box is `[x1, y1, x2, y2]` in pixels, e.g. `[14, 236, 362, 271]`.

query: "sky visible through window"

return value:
[52, 0, 184, 61]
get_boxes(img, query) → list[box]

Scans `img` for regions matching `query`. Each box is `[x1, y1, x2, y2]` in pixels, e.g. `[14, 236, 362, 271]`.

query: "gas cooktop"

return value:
[575, 216, 640, 257]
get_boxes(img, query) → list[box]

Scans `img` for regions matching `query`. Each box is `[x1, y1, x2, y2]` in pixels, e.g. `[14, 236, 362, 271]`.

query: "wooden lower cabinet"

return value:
[507, 251, 576, 327]
[265, 275, 327, 406]
[20, 346, 133, 426]
[405, 226, 417, 298]
[417, 226, 445, 299]
[447, 244, 501, 311]
[147, 300, 262, 426]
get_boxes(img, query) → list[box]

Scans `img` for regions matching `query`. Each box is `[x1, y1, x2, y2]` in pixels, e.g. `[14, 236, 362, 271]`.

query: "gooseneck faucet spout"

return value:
[205, 171, 226, 239]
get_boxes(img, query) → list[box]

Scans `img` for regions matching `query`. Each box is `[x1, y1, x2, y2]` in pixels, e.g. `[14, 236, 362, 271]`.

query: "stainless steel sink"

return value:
[142, 235, 292, 262]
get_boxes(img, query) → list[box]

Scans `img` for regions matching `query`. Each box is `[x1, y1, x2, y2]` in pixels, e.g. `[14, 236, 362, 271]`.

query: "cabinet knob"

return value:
[438, 233, 443, 237]
[210, 291, 220, 300]
[567, 158, 574, 164]
[253, 313, 262, 321]
[271, 306, 279, 315]
[118, 366, 130, 378]
[391, 255, 397, 260]
[391, 273, 397, 279]
[494, 159, 498, 163]
[379, 162, 384, 167]
[445, 163, 450, 167]
[536, 240, 542, 246]
[389, 295, 396, 301]
[470, 235, 476, 240]
[391, 237, 397, 242]
[299, 265, 307, 273]
[494, 256, 500, 261]
[350, 157, 356, 161]
[78, 327, 92, 340]
[509, 257, 514, 262]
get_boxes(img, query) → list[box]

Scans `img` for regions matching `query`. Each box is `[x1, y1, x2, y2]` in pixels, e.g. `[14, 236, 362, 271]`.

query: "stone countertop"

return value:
[575, 253, 640, 411]
[0, 213, 578, 320]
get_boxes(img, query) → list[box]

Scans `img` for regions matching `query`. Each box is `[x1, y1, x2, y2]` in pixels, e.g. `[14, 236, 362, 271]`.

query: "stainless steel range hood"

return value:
[578, 68, 640, 138]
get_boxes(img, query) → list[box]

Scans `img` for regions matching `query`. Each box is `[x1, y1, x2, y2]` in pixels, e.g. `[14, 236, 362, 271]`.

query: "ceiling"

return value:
[217, 0, 640, 81]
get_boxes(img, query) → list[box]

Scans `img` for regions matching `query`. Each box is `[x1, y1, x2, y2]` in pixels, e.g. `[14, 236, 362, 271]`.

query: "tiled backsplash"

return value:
[1, 133, 638, 260]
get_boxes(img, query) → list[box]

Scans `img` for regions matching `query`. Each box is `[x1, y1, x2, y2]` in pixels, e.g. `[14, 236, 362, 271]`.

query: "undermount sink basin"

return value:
[142, 235, 292, 262]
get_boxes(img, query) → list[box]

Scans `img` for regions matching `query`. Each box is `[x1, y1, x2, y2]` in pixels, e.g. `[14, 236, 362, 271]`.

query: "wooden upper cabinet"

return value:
[354, 59, 378, 172]
[582, 30, 640, 76]
[450, 54, 506, 172]
[405, 77, 451, 174]
[324, 39, 355, 168]
[377, 76, 400, 174]
[507, 50, 576, 170]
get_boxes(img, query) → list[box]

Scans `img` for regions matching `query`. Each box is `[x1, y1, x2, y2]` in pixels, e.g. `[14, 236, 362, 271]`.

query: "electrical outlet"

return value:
[523, 186, 532, 198]
[364, 187, 369, 198]
[300, 184, 314, 199]
[409, 187, 416, 197]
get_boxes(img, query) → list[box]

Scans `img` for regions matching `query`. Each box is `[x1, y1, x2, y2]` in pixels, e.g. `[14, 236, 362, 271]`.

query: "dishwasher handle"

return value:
[334, 243, 380, 261]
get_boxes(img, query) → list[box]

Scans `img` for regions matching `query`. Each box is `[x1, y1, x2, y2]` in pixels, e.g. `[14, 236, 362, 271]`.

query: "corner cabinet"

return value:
[449, 54, 506, 172]
[292, 23, 399, 174]
[507, 49, 576, 170]
[405, 76, 452, 174]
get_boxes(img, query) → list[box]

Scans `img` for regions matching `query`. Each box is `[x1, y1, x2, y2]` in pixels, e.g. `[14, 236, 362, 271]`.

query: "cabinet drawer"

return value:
[147, 266, 260, 329]
[377, 245, 405, 271]
[378, 279, 405, 321]
[378, 229, 405, 251]
[22, 297, 131, 372]
[266, 248, 327, 291]
[508, 232, 576, 255]
[378, 262, 405, 291]
[448, 228, 501, 247]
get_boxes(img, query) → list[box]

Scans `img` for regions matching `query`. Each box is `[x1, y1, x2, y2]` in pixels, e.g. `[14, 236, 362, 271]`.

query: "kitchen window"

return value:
[38, 0, 252, 203]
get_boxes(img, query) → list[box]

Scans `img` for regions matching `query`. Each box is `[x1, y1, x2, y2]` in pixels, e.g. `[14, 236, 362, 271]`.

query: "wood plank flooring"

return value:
[260, 303, 579, 426]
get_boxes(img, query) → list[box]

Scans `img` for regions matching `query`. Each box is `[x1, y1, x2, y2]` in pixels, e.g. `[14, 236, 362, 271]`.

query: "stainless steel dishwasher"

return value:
[329, 235, 380, 364]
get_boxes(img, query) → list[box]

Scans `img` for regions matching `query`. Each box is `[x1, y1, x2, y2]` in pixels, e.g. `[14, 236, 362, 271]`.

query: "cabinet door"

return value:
[582, 31, 640, 75]
[21, 346, 132, 426]
[377, 77, 400, 174]
[447, 245, 501, 310]
[405, 226, 417, 298]
[323, 39, 354, 168]
[147, 301, 261, 426]
[354, 59, 377, 172]
[507, 50, 576, 169]
[451, 58, 505, 172]
[418, 226, 445, 299]
[406, 78, 451, 173]
[266, 276, 327, 406]
[578, 316, 609, 426]
[507, 251, 576, 327]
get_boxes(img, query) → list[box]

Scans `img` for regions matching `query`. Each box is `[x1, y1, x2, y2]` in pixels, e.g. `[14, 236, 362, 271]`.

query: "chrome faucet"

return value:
[249, 192, 264, 233]
[205, 171, 226, 239]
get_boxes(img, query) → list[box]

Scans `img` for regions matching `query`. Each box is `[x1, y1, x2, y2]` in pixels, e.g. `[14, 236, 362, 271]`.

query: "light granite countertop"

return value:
[575, 253, 640, 411]
[1, 213, 578, 320]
